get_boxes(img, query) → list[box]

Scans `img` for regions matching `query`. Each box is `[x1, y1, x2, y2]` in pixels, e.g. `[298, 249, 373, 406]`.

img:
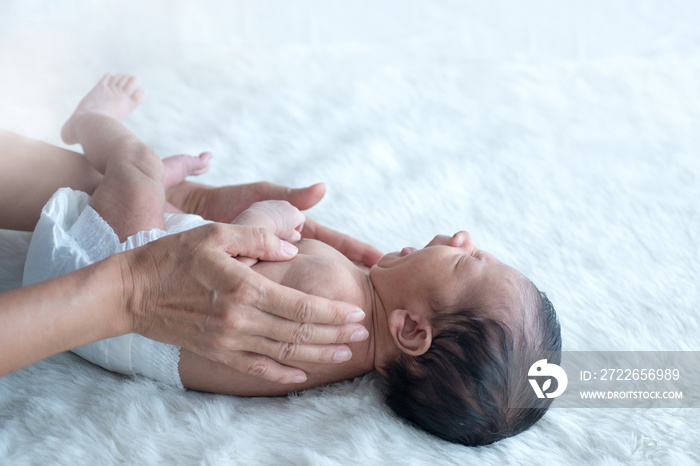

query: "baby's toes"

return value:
[184, 152, 211, 176]
[189, 152, 212, 175]
[130, 88, 148, 106]
[123, 75, 139, 94]
[115, 73, 131, 89]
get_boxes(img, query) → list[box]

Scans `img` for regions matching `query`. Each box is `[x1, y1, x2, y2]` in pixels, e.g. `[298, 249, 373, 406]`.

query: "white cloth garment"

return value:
[23, 188, 211, 388]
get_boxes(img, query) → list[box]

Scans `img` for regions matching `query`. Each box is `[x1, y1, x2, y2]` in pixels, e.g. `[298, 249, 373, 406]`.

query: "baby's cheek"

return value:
[431, 281, 470, 310]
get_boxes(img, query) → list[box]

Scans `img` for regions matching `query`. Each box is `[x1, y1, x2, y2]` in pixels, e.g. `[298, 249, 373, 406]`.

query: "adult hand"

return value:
[300, 217, 383, 269]
[120, 222, 369, 384]
[167, 180, 383, 266]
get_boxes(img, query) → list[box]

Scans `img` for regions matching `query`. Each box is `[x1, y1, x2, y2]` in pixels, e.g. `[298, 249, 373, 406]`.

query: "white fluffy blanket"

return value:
[1, 1, 698, 464]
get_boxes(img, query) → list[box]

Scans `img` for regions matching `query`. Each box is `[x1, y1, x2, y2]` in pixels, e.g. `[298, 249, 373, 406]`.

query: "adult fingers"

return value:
[275, 182, 326, 211]
[251, 181, 326, 211]
[257, 340, 355, 365]
[198, 222, 299, 262]
[222, 331, 357, 365]
[232, 303, 369, 346]
[191, 225, 368, 326]
[216, 350, 308, 384]
[302, 217, 384, 266]
[288, 182, 326, 211]
[239, 268, 367, 327]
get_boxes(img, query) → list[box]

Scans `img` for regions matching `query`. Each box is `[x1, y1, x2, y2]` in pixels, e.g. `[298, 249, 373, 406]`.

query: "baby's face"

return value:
[370, 231, 524, 316]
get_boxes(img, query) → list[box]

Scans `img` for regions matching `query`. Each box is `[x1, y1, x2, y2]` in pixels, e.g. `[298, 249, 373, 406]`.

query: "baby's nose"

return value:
[450, 231, 476, 252]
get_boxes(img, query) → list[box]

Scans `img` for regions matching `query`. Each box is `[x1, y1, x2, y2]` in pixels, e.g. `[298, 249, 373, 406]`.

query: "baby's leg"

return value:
[61, 73, 162, 240]
[61, 74, 207, 240]
[163, 152, 212, 190]
[162, 152, 213, 214]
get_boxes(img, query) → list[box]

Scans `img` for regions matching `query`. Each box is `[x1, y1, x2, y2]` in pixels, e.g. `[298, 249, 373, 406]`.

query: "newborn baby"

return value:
[25, 74, 561, 447]
[182, 229, 561, 447]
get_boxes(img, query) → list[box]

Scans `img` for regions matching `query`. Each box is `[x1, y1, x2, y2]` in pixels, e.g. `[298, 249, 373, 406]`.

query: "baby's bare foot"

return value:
[61, 73, 147, 145]
[163, 152, 213, 189]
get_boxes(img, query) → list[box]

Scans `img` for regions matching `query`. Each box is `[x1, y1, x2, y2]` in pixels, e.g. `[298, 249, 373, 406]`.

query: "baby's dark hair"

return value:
[382, 282, 561, 446]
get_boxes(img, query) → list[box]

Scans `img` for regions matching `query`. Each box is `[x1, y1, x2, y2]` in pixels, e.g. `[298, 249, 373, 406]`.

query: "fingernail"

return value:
[292, 374, 307, 383]
[346, 309, 365, 323]
[281, 242, 298, 257]
[350, 328, 369, 342]
[334, 348, 352, 363]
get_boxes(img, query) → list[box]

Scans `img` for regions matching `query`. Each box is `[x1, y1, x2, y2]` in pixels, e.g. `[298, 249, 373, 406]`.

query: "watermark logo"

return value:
[508, 352, 696, 408]
[528, 359, 568, 399]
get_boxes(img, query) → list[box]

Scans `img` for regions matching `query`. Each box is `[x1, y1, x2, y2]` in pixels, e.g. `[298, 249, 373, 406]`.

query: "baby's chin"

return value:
[374, 247, 416, 268]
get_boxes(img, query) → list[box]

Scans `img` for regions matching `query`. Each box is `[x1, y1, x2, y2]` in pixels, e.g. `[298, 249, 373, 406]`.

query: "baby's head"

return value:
[369, 231, 561, 446]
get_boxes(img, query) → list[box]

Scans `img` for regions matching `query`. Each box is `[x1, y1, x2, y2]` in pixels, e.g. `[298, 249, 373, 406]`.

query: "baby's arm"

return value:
[232, 200, 305, 266]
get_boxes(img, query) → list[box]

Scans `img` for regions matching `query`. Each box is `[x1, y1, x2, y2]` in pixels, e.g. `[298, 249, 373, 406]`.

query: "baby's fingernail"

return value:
[334, 348, 352, 363]
[346, 309, 365, 323]
[350, 328, 369, 342]
[292, 374, 307, 383]
[281, 242, 298, 257]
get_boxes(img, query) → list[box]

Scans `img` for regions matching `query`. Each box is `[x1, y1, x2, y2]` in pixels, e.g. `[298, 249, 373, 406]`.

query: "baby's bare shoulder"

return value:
[294, 238, 344, 257]
[285, 239, 365, 305]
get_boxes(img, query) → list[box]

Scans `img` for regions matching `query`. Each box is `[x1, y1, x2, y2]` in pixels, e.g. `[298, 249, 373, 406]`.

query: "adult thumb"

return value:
[284, 182, 326, 211]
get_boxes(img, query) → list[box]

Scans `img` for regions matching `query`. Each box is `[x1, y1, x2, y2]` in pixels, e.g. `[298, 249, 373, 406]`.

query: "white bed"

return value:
[1, 1, 698, 464]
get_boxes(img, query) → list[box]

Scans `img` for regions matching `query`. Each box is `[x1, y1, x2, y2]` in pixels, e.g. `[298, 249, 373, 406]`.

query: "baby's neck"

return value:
[363, 272, 395, 373]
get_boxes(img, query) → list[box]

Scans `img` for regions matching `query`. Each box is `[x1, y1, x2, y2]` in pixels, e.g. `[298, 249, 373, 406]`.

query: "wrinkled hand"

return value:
[120, 222, 368, 384]
[167, 180, 383, 266]
[169, 180, 326, 224]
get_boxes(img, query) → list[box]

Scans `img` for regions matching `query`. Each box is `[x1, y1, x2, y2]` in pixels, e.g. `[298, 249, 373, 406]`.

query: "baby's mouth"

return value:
[399, 247, 417, 257]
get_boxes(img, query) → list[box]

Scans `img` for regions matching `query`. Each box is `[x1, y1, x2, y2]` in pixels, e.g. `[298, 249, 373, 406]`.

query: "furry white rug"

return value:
[1, 1, 699, 464]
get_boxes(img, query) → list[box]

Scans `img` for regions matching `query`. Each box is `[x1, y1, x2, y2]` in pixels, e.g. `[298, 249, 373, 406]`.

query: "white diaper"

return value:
[23, 188, 211, 388]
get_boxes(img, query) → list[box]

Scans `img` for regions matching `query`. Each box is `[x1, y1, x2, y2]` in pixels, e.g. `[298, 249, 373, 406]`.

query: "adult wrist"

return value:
[115, 246, 155, 337]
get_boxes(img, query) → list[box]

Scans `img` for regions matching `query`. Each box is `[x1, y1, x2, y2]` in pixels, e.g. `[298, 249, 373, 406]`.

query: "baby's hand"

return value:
[233, 200, 305, 243]
[232, 201, 304, 267]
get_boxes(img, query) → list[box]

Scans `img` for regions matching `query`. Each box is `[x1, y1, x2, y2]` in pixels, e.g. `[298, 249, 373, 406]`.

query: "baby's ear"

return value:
[387, 309, 433, 356]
